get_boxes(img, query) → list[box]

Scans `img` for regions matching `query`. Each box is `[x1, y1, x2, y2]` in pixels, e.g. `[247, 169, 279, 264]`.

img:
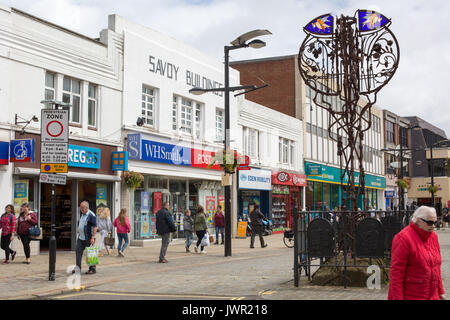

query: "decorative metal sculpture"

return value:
[299, 10, 399, 212]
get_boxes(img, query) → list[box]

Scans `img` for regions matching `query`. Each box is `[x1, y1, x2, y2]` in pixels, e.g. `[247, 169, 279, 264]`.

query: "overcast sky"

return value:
[4, 0, 450, 137]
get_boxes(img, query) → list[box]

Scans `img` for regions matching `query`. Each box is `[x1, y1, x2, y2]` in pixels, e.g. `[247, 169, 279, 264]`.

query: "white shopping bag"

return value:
[201, 232, 210, 246]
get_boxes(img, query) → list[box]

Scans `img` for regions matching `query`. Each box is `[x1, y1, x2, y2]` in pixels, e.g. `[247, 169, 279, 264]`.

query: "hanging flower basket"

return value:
[428, 185, 439, 194]
[396, 179, 409, 190]
[123, 171, 144, 190]
[208, 149, 243, 174]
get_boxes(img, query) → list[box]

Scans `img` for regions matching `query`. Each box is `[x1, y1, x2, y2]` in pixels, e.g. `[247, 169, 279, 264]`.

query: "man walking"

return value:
[156, 202, 176, 263]
[249, 204, 268, 249]
[75, 201, 98, 274]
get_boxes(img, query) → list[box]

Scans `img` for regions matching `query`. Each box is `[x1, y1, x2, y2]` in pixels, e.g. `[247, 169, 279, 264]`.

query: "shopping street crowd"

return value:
[0, 201, 447, 300]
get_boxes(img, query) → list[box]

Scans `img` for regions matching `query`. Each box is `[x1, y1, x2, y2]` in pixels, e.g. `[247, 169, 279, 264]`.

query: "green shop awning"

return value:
[304, 162, 386, 190]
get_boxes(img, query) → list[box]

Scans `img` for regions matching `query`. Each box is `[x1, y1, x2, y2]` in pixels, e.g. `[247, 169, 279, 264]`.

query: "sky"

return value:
[3, 0, 450, 136]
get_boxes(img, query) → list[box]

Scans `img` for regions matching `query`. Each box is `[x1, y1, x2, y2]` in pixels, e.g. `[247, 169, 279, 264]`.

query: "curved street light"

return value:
[188, 29, 271, 257]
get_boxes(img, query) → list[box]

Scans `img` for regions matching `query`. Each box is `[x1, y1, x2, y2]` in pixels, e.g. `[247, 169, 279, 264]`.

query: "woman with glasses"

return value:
[388, 206, 446, 300]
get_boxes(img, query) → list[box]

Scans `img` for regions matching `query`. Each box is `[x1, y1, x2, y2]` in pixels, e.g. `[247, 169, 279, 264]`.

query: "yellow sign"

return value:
[236, 221, 248, 239]
[40, 163, 68, 173]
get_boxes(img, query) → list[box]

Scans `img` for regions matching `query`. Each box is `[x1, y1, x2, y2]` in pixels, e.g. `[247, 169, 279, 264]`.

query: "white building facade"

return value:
[237, 98, 306, 232]
[0, 6, 123, 255]
[303, 83, 386, 211]
[105, 15, 242, 242]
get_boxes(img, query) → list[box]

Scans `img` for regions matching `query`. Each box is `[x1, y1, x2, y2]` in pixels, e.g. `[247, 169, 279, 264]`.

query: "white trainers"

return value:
[194, 246, 198, 253]
[201, 251, 207, 254]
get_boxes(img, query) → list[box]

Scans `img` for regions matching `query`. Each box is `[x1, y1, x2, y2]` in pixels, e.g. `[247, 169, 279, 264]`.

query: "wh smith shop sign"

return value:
[126, 133, 220, 169]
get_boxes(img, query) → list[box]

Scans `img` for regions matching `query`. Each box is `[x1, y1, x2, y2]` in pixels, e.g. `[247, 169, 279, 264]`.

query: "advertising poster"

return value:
[96, 184, 107, 207]
[206, 196, 216, 211]
[14, 179, 28, 210]
[153, 192, 162, 214]
[219, 195, 225, 212]
[141, 215, 150, 238]
[141, 192, 150, 214]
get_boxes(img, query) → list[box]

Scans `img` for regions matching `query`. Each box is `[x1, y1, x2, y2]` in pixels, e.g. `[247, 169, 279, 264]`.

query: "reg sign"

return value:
[68, 144, 101, 169]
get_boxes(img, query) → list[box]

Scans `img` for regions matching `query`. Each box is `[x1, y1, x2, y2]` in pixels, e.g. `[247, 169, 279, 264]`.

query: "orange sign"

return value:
[236, 221, 247, 239]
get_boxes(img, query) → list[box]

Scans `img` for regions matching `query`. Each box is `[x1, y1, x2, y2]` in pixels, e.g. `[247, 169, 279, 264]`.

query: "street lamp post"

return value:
[189, 29, 271, 257]
[40, 100, 70, 281]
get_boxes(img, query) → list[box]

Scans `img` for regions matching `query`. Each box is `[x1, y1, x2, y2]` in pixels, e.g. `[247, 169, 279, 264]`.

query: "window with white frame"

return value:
[44, 72, 55, 109]
[62, 76, 81, 124]
[88, 83, 97, 127]
[141, 85, 156, 127]
[216, 108, 224, 141]
[279, 137, 294, 165]
[242, 127, 259, 160]
[172, 95, 203, 138]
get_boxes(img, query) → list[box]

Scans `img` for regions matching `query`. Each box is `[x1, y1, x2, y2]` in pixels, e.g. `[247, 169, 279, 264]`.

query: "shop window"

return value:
[172, 95, 203, 138]
[44, 71, 56, 109]
[305, 181, 314, 211]
[386, 120, 395, 143]
[142, 85, 156, 127]
[13, 178, 35, 212]
[216, 108, 224, 141]
[62, 76, 81, 124]
[243, 127, 259, 160]
[279, 137, 294, 165]
[314, 182, 323, 211]
[323, 183, 331, 211]
[88, 83, 97, 128]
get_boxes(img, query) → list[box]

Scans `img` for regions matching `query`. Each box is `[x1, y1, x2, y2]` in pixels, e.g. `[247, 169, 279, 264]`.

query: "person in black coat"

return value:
[156, 202, 176, 263]
[249, 204, 268, 249]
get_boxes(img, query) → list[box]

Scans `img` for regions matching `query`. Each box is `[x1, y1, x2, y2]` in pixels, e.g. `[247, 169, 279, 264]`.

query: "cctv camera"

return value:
[136, 117, 144, 127]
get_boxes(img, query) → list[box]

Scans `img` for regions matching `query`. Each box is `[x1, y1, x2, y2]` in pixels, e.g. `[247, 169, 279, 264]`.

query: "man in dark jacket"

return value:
[249, 204, 268, 249]
[156, 202, 176, 263]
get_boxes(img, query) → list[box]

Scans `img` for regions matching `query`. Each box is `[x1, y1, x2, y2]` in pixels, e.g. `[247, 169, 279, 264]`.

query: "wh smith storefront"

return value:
[126, 133, 224, 242]
[305, 161, 386, 210]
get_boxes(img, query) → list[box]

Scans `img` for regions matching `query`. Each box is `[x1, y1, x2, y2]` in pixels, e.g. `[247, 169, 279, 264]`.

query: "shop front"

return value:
[385, 189, 396, 210]
[271, 171, 307, 232]
[237, 167, 272, 224]
[305, 161, 386, 211]
[126, 133, 224, 243]
[13, 133, 120, 251]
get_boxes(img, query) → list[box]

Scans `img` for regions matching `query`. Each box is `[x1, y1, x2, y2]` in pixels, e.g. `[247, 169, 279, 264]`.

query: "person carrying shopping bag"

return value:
[0, 204, 17, 264]
[17, 203, 38, 264]
[113, 208, 131, 257]
[74, 201, 98, 275]
[97, 207, 113, 256]
[194, 205, 208, 254]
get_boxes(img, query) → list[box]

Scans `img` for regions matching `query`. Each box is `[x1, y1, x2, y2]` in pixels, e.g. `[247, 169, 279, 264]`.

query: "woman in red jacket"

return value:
[388, 206, 446, 300]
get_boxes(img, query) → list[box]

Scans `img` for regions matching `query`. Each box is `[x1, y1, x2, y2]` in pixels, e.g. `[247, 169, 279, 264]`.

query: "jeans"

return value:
[98, 230, 109, 251]
[185, 231, 194, 248]
[117, 233, 129, 253]
[1, 235, 15, 261]
[196, 230, 207, 251]
[159, 233, 171, 261]
[215, 227, 224, 243]
[75, 238, 95, 272]
[18, 234, 31, 259]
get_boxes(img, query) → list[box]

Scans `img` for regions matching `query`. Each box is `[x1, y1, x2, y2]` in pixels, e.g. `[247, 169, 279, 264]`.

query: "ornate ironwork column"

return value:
[299, 10, 399, 213]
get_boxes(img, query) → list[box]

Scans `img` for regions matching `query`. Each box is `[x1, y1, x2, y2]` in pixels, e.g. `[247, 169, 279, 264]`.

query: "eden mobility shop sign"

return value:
[238, 168, 272, 191]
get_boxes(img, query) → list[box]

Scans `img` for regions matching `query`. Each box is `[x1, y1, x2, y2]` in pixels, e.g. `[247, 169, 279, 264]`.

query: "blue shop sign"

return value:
[126, 133, 191, 166]
[112, 151, 128, 171]
[10, 139, 34, 163]
[68, 145, 101, 169]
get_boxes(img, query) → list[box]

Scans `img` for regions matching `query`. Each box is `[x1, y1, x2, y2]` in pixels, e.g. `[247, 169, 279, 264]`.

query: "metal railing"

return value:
[293, 210, 414, 288]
